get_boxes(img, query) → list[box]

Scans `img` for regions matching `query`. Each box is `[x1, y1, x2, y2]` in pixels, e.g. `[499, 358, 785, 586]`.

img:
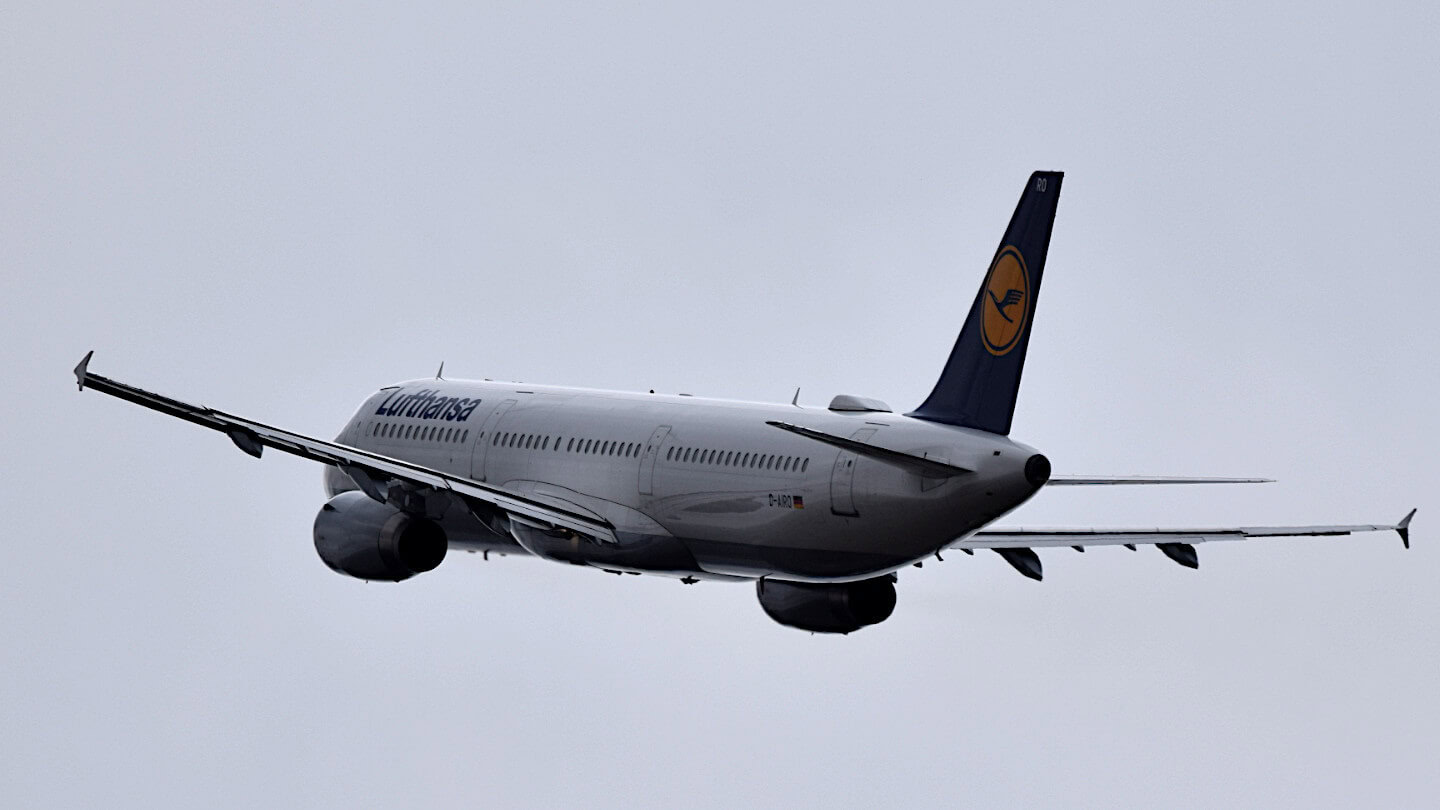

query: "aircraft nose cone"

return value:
[1024, 453, 1051, 488]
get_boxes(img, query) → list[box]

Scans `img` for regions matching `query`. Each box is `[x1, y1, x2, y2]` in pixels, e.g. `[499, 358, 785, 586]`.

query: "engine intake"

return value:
[313, 491, 447, 582]
[756, 576, 897, 634]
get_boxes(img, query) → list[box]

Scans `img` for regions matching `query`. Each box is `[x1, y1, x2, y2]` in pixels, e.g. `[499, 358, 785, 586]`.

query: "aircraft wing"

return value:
[73, 352, 617, 544]
[949, 511, 1415, 579]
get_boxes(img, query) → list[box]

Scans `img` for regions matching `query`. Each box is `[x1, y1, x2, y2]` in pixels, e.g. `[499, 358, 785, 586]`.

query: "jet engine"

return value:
[313, 491, 448, 582]
[756, 576, 897, 634]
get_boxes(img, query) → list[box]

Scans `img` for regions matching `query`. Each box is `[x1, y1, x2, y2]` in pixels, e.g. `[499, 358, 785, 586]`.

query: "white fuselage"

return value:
[324, 379, 1045, 582]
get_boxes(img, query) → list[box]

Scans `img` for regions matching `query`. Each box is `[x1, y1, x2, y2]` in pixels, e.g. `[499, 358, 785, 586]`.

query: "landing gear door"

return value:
[830, 428, 875, 516]
[469, 399, 516, 481]
[638, 425, 672, 496]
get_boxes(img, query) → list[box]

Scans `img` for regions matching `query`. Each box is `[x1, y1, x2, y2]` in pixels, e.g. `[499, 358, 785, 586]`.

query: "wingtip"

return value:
[1397, 508, 1416, 550]
[73, 350, 94, 391]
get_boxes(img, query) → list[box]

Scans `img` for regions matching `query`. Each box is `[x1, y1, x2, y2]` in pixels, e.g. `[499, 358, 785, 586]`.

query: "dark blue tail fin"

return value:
[909, 171, 1063, 435]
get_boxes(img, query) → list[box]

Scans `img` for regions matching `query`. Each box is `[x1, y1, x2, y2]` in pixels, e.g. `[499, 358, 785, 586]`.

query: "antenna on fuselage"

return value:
[435, 361, 445, 380]
[791, 387, 801, 407]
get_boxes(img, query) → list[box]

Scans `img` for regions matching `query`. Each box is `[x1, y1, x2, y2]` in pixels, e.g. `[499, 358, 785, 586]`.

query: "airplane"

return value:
[73, 171, 1415, 633]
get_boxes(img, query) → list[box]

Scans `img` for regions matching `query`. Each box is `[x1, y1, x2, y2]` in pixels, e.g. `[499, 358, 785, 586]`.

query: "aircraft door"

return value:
[830, 428, 875, 516]
[469, 399, 515, 481]
[638, 425, 672, 496]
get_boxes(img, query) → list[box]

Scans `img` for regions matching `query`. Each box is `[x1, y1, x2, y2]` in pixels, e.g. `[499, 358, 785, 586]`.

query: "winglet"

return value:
[1397, 508, 1416, 549]
[74, 350, 94, 391]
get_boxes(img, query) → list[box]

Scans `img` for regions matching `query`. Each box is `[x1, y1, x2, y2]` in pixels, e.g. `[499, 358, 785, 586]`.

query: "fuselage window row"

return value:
[663, 445, 808, 473]
[489, 432, 643, 459]
[369, 421, 822, 471]
[366, 421, 467, 445]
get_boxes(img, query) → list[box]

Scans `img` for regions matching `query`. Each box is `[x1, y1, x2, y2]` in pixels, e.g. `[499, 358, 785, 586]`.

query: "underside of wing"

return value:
[73, 352, 617, 545]
[947, 511, 1415, 580]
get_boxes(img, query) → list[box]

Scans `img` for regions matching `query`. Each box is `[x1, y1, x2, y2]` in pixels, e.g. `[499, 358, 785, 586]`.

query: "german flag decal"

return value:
[793, 495, 804, 509]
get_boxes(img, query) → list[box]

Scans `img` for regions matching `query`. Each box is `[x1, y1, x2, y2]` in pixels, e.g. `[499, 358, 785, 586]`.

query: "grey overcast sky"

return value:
[3, 1, 1437, 807]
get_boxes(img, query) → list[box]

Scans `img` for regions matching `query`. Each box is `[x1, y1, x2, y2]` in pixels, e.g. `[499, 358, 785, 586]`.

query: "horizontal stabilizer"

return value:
[1048, 475, 1273, 486]
[766, 421, 972, 478]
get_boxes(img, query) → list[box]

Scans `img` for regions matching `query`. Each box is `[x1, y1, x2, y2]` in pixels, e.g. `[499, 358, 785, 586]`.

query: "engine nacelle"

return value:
[313, 491, 448, 582]
[756, 576, 897, 634]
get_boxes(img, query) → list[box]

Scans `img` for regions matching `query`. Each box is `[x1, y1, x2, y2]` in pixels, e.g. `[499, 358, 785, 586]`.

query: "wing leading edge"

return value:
[73, 351, 617, 544]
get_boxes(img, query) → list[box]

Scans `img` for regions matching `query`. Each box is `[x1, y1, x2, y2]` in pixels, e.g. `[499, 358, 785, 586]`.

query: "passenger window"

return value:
[765, 455, 773, 469]
[567, 438, 575, 452]
[802, 458, 809, 472]
[666, 447, 674, 461]
[462, 430, 469, 443]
